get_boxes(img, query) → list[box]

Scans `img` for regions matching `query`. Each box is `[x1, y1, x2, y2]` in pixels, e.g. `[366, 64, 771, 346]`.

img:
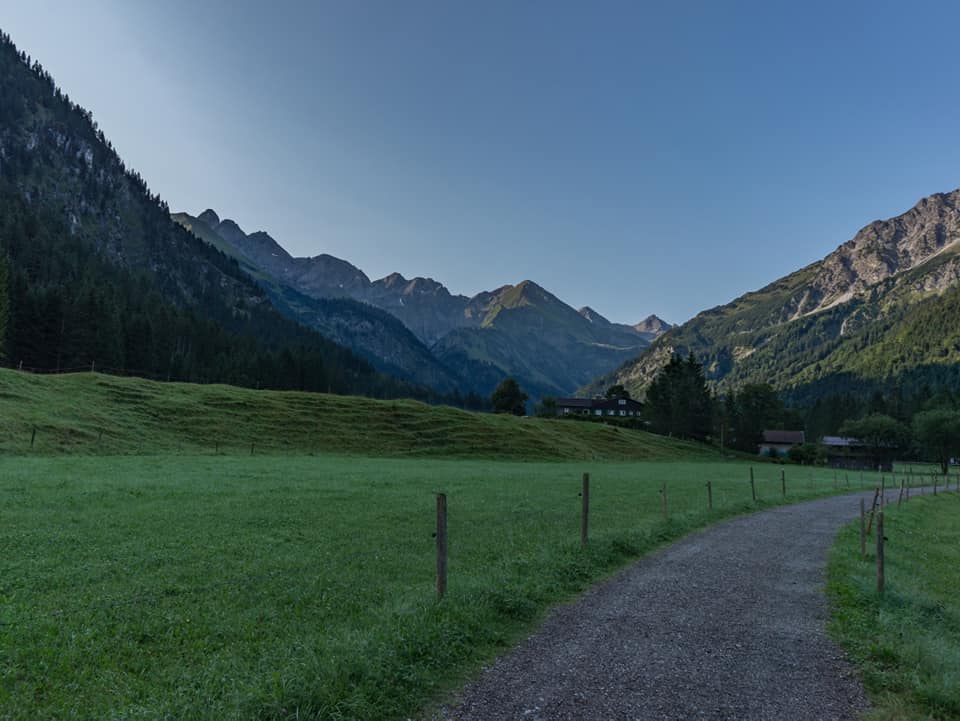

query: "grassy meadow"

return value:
[828, 491, 960, 721]
[0, 369, 713, 461]
[1, 450, 873, 721]
[0, 368, 896, 720]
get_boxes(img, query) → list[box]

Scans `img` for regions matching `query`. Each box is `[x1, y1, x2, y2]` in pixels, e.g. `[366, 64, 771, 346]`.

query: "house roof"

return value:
[556, 398, 594, 408]
[761, 430, 805, 445]
[556, 397, 643, 411]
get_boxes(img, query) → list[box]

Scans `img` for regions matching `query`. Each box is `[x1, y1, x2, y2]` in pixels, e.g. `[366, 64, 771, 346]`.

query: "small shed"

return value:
[821, 436, 892, 471]
[758, 430, 805, 457]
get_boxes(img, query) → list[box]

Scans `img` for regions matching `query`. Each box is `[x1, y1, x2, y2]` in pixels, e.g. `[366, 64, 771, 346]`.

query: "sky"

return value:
[2, 1, 960, 325]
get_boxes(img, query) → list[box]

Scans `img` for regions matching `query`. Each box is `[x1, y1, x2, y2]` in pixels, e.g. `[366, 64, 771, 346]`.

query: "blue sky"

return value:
[2, 1, 959, 324]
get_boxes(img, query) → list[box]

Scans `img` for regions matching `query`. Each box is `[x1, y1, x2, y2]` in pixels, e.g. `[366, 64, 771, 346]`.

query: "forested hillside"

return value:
[0, 30, 422, 398]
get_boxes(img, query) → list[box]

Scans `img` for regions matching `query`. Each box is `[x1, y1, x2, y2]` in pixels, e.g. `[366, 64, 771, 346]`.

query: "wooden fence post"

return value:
[706, 480, 713, 511]
[436, 493, 447, 600]
[845, 473, 850, 488]
[897, 479, 904, 508]
[250, 441, 255, 456]
[30, 426, 36, 449]
[876, 509, 885, 594]
[866, 488, 880, 535]
[750, 467, 756, 502]
[859, 497, 866, 559]
[581, 473, 590, 548]
[781, 469, 786, 498]
[660, 480, 668, 521]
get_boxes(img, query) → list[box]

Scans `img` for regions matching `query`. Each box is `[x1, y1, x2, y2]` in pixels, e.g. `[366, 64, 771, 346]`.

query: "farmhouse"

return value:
[821, 436, 892, 471]
[758, 430, 805, 457]
[556, 397, 644, 418]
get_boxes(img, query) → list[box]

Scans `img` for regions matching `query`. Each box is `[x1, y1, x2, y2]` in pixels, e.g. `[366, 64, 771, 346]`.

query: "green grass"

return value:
[828, 491, 960, 721]
[0, 368, 713, 460]
[0, 454, 861, 720]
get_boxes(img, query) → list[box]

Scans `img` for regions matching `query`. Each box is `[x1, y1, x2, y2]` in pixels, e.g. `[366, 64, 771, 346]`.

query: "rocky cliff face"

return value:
[585, 188, 960, 399]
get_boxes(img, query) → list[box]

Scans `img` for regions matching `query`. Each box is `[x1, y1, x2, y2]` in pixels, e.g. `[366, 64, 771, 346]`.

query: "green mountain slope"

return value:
[586, 188, 960, 401]
[434, 280, 651, 398]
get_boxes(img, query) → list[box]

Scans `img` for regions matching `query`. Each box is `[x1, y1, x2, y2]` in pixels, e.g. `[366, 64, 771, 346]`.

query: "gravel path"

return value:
[435, 490, 891, 721]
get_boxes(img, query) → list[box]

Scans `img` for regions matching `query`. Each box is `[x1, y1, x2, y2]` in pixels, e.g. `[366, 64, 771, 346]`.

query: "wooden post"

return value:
[876, 509, 884, 594]
[30, 426, 36, 449]
[781, 469, 786, 498]
[750, 467, 756, 502]
[859, 497, 866, 558]
[581, 473, 590, 548]
[706, 480, 713, 510]
[934, 474, 938, 496]
[250, 441, 254, 456]
[897, 479, 904, 508]
[866, 488, 880, 535]
[661, 480, 668, 521]
[436, 493, 447, 600]
[845, 473, 850, 488]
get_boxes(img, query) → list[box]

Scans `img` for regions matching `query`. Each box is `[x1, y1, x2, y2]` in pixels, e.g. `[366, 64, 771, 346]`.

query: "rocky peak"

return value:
[578, 306, 611, 325]
[633, 314, 672, 334]
[197, 208, 220, 228]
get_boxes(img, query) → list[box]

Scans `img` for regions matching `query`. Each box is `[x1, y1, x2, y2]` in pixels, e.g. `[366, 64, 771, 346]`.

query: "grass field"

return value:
[828, 491, 960, 721]
[0, 369, 715, 461]
[0, 453, 868, 720]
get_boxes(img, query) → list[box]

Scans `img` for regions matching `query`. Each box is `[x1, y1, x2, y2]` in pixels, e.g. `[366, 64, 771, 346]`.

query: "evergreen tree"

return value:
[645, 353, 712, 440]
[490, 378, 528, 416]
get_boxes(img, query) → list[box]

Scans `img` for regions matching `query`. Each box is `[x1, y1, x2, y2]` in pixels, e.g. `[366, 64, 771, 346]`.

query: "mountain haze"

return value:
[0, 30, 421, 398]
[587, 188, 960, 402]
[175, 209, 665, 397]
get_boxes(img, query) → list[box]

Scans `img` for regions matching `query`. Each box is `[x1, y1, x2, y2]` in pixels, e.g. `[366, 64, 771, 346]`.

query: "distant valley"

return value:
[173, 210, 670, 398]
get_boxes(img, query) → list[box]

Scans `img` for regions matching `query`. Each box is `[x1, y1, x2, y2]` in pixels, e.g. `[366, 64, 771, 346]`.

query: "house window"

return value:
[594, 409, 602, 416]
[618, 399, 626, 405]
[620, 410, 626, 416]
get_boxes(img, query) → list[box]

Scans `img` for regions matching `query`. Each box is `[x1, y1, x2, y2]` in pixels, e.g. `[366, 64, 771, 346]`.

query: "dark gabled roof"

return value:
[761, 430, 805, 445]
[556, 397, 643, 411]
[591, 397, 644, 411]
[556, 398, 594, 408]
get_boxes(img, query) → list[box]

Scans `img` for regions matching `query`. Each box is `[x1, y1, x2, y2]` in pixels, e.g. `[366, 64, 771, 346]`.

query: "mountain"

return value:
[172, 212, 464, 393]
[586, 188, 960, 402]
[433, 281, 652, 398]
[174, 209, 666, 398]
[0, 30, 420, 398]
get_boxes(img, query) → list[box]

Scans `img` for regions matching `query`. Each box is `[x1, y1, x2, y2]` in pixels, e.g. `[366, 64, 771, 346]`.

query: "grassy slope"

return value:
[828, 492, 960, 720]
[1, 455, 858, 720]
[0, 368, 712, 460]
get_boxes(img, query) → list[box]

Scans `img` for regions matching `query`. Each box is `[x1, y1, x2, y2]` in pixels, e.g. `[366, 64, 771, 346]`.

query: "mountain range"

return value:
[586, 188, 960, 403]
[173, 210, 670, 398]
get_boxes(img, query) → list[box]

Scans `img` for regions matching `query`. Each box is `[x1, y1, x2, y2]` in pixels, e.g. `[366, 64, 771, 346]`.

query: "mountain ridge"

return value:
[175, 209, 668, 397]
[584, 187, 960, 401]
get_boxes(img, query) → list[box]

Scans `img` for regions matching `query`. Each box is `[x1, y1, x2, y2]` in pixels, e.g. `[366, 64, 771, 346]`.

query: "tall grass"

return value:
[1, 454, 865, 720]
[828, 493, 960, 721]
